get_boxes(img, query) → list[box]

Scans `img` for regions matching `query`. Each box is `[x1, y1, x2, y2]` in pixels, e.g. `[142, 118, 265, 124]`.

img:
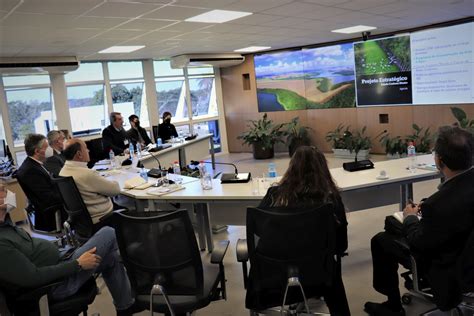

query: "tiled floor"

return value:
[88, 152, 439, 316]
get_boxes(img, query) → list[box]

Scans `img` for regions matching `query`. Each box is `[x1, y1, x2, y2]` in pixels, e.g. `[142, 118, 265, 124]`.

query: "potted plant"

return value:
[325, 125, 371, 159]
[451, 107, 474, 134]
[406, 124, 432, 154]
[238, 113, 286, 159]
[378, 131, 407, 159]
[285, 117, 313, 157]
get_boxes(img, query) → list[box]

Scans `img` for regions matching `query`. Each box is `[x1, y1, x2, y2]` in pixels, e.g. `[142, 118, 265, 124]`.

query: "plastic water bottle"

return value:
[109, 149, 116, 169]
[136, 143, 142, 159]
[140, 167, 148, 181]
[407, 142, 417, 173]
[198, 161, 212, 190]
[268, 162, 277, 178]
[129, 143, 134, 157]
[157, 138, 162, 147]
[172, 160, 182, 183]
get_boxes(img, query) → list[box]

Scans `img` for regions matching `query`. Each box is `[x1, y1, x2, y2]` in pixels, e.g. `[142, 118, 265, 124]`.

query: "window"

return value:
[108, 61, 143, 80]
[189, 77, 218, 118]
[155, 79, 188, 122]
[193, 120, 221, 152]
[3, 74, 51, 86]
[67, 85, 106, 136]
[175, 124, 190, 136]
[154, 60, 183, 76]
[111, 81, 149, 128]
[5, 87, 55, 146]
[65, 63, 103, 82]
[188, 66, 214, 75]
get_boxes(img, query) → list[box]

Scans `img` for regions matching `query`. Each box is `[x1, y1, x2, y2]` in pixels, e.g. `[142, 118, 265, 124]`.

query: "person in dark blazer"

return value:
[44, 130, 66, 177]
[102, 112, 130, 155]
[259, 146, 350, 316]
[16, 134, 63, 231]
[365, 126, 474, 316]
[157, 111, 178, 142]
[126, 114, 152, 149]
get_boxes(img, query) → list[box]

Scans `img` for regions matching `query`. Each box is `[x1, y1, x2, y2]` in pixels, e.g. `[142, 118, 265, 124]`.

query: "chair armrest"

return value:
[211, 240, 230, 264]
[16, 281, 63, 302]
[236, 239, 248, 263]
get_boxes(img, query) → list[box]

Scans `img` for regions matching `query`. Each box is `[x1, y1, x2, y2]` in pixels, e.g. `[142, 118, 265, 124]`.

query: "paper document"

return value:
[147, 184, 185, 196]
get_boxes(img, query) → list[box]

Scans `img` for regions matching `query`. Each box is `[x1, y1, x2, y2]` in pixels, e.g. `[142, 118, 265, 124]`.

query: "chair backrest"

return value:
[85, 138, 107, 168]
[51, 176, 95, 239]
[459, 227, 474, 293]
[245, 204, 337, 310]
[152, 125, 159, 143]
[113, 210, 203, 296]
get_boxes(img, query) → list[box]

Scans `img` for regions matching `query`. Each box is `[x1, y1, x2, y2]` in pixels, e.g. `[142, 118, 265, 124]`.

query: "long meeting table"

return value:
[106, 154, 440, 252]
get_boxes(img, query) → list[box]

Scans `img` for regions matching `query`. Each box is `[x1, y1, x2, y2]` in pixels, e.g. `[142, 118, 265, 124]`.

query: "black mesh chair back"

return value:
[245, 204, 337, 310]
[51, 176, 95, 239]
[85, 137, 106, 168]
[114, 210, 204, 296]
[152, 125, 159, 143]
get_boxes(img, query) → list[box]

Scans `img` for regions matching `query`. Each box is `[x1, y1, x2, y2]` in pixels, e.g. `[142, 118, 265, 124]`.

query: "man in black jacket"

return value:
[365, 126, 474, 315]
[44, 130, 66, 177]
[102, 112, 130, 155]
[126, 114, 151, 149]
[16, 134, 63, 231]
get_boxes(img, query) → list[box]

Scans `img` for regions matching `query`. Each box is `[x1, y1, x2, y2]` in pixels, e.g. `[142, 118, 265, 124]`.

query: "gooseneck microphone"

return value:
[190, 160, 238, 174]
[190, 160, 250, 183]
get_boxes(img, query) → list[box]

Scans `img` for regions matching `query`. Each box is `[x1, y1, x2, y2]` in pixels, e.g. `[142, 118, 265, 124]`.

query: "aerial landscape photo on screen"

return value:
[254, 43, 356, 112]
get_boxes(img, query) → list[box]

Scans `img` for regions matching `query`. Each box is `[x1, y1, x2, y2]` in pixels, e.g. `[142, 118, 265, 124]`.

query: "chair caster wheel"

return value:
[402, 294, 412, 305]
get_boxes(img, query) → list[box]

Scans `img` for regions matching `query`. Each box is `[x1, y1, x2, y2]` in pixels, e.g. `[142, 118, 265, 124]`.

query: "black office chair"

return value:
[237, 205, 349, 316]
[113, 210, 229, 315]
[85, 137, 107, 169]
[1, 277, 97, 316]
[152, 125, 159, 143]
[52, 176, 112, 242]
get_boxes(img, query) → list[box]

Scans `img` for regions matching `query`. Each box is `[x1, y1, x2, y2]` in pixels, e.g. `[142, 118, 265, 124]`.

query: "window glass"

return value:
[156, 79, 188, 122]
[189, 77, 218, 118]
[175, 125, 190, 136]
[3, 74, 50, 86]
[187, 66, 214, 75]
[15, 151, 27, 167]
[65, 62, 103, 82]
[5, 88, 55, 146]
[111, 82, 149, 128]
[154, 60, 183, 76]
[108, 61, 143, 80]
[193, 120, 221, 152]
[67, 84, 106, 136]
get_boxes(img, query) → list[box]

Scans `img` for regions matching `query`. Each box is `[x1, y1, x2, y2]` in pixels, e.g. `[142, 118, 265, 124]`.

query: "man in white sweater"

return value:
[59, 139, 121, 224]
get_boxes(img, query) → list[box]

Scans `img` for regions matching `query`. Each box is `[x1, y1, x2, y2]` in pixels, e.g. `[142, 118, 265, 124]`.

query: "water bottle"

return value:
[268, 162, 277, 178]
[136, 143, 142, 159]
[157, 138, 162, 147]
[109, 149, 116, 169]
[140, 167, 148, 181]
[407, 142, 417, 173]
[172, 160, 182, 183]
[129, 143, 134, 157]
[198, 161, 212, 190]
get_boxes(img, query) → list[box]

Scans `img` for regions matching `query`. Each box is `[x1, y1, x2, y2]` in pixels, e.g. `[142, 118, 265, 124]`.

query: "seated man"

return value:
[16, 133, 63, 231]
[127, 114, 152, 148]
[60, 139, 121, 224]
[44, 130, 66, 177]
[365, 126, 474, 315]
[157, 111, 178, 142]
[102, 112, 130, 156]
[0, 182, 142, 316]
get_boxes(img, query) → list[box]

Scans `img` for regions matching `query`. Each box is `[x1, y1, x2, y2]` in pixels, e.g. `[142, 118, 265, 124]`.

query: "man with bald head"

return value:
[59, 139, 121, 224]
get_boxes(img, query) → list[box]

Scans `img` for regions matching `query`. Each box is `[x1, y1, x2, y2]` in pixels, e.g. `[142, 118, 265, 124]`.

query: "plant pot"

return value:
[332, 148, 370, 160]
[288, 139, 311, 157]
[253, 142, 274, 159]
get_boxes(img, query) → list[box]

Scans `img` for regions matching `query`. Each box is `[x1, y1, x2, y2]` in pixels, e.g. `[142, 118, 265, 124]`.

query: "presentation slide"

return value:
[354, 35, 412, 106]
[411, 22, 473, 104]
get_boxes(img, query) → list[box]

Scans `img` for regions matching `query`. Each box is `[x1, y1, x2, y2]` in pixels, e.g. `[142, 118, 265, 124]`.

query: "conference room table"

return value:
[106, 154, 440, 252]
[138, 134, 215, 170]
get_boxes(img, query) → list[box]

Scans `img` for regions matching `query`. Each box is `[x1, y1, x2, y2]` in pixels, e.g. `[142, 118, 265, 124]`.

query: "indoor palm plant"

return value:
[285, 117, 313, 157]
[378, 130, 407, 159]
[238, 113, 286, 159]
[406, 124, 432, 154]
[325, 125, 371, 159]
[451, 107, 474, 134]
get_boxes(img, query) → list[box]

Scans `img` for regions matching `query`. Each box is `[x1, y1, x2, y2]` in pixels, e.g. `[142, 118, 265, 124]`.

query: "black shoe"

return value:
[117, 301, 146, 316]
[364, 301, 405, 316]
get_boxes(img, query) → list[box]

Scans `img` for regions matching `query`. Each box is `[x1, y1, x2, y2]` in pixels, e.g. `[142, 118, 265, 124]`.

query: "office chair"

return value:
[237, 205, 349, 316]
[399, 228, 474, 315]
[52, 176, 113, 242]
[113, 210, 229, 315]
[85, 137, 107, 169]
[152, 125, 159, 143]
[1, 277, 98, 316]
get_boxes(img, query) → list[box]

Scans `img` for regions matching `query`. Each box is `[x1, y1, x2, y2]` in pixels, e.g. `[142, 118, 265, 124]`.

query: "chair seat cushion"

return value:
[136, 262, 221, 314]
[49, 278, 97, 315]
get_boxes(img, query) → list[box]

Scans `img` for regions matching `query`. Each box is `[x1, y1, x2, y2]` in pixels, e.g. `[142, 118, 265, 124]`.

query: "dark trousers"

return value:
[324, 264, 351, 316]
[371, 231, 412, 297]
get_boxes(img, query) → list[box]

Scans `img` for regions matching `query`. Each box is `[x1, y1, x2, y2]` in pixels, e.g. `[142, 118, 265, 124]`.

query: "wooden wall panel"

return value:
[221, 55, 474, 154]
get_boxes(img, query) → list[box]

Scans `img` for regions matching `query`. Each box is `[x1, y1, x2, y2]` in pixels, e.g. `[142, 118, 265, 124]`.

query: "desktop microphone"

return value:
[144, 150, 165, 178]
[190, 160, 238, 174]
[190, 160, 251, 183]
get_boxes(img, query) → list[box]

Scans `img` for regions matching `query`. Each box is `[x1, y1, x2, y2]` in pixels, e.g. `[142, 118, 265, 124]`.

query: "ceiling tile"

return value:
[1, 13, 74, 28]
[65, 16, 130, 29]
[0, 46, 24, 55]
[139, 30, 181, 41]
[17, 0, 103, 15]
[224, 0, 295, 13]
[160, 21, 214, 32]
[0, 10, 8, 19]
[85, 2, 162, 18]
[118, 18, 177, 31]
[142, 5, 209, 20]
[227, 13, 282, 26]
[17, 46, 70, 56]
[236, 25, 275, 34]
[334, 0, 400, 11]
[299, 0, 351, 5]
[261, 17, 316, 28]
[173, 0, 238, 9]
[296, 6, 354, 19]
[0, 0, 21, 11]
[94, 29, 145, 40]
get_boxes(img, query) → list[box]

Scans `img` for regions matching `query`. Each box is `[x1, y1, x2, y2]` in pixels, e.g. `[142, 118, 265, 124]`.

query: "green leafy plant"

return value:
[406, 124, 432, 153]
[451, 107, 474, 134]
[344, 126, 372, 161]
[237, 113, 286, 150]
[378, 131, 407, 156]
[285, 117, 313, 156]
[325, 124, 350, 149]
